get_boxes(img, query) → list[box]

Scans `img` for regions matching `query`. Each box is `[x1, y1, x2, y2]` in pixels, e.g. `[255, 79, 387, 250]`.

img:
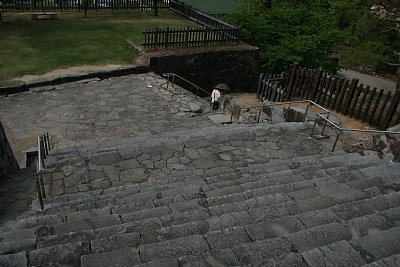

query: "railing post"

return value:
[284, 104, 291, 123]
[39, 173, 46, 198]
[35, 174, 44, 210]
[304, 101, 310, 122]
[310, 115, 320, 137]
[257, 108, 262, 123]
[332, 130, 342, 152]
[320, 113, 330, 136]
[166, 74, 170, 89]
[381, 89, 400, 130]
[165, 27, 169, 48]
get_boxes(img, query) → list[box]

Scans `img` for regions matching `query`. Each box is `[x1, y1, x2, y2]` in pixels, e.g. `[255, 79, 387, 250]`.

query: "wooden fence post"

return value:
[154, 27, 158, 49]
[310, 68, 323, 101]
[343, 78, 359, 115]
[165, 27, 169, 48]
[381, 89, 400, 130]
[285, 63, 299, 101]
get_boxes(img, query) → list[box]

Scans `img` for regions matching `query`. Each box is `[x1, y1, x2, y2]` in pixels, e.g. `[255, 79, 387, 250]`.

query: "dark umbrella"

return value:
[214, 83, 230, 91]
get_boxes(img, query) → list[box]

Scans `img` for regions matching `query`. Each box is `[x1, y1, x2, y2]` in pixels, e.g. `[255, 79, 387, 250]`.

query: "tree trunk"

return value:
[0, 12, 3, 23]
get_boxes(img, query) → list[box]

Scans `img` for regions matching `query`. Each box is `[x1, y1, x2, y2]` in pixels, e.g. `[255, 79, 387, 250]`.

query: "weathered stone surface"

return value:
[296, 209, 340, 228]
[302, 240, 367, 267]
[288, 222, 352, 252]
[205, 226, 251, 250]
[53, 215, 121, 234]
[37, 230, 95, 248]
[91, 232, 140, 253]
[94, 218, 163, 239]
[346, 213, 395, 239]
[66, 207, 111, 221]
[142, 221, 209, 244]
[0, 238, 36, 255]
[0, 252, 27, 267]
[139, 235, 209, 262]
[363, 254, 400, 266]
[161, 210, 209, 227]
[121, 206, 170, 223]
[232, 237, 292, 265]
[81, 247, 141, 267]
[351, 227, 400, 260]
[29, 242, 90, 266]
[245, 216, 305, 240]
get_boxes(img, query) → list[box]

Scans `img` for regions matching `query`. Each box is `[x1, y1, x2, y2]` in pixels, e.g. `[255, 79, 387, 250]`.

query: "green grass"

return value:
[0, 11, 196, 85]
[180, 0, 237, 13]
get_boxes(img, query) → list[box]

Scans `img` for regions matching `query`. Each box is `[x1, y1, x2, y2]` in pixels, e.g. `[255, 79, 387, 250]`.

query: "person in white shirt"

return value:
[211, 88, 221, 110]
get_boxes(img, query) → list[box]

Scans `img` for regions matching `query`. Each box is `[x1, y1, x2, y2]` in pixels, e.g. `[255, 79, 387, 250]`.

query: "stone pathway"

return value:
[0, 73, 213, 164]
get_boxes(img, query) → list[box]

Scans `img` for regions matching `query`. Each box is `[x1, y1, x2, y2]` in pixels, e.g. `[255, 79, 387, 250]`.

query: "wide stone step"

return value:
[3, 190, 400, 265]
[351, 226, 400, 262]
[362, 254, 400, 266]
[40, 151, 381, 215]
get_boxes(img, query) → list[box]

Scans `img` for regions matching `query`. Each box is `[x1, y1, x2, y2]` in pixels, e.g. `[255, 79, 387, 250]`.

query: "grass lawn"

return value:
[181, 0, 237, 13]
[0, 11, 196, 86]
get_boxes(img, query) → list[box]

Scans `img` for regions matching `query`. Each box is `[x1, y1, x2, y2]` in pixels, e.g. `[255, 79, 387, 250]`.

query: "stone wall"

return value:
[0, 122, 18, 179]
[148, 44, 260, 94]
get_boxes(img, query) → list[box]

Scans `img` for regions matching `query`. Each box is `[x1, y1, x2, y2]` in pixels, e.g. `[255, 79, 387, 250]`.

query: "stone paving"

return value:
[1, 72, 400, 266]
[0, 73, 213, 163]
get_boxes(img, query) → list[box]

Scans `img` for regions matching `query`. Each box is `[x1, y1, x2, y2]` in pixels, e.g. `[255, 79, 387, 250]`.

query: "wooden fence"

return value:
[143, 26, 240, 49]
[257, 63, 400, 130]
[256, 73, 287, 102]
[0, 0, 169, 12]
[143, 0, 240, 49]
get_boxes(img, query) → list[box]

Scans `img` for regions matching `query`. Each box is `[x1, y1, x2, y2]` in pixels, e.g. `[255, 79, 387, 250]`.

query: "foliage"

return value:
[226, 0, 399, 74]
[227, 5, 343, 73]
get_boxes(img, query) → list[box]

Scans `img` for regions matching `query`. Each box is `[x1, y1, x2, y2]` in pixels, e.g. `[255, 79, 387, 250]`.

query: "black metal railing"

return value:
[163, 72, 210, 98]
[36, 133, 50, 210]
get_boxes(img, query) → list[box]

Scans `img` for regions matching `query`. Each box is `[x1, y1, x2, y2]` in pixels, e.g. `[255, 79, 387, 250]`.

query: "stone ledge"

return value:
[0, 65, 150, 96]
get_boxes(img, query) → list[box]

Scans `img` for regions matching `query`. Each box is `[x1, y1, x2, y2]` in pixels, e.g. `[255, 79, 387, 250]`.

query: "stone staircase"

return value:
[1, 123, 400, 266]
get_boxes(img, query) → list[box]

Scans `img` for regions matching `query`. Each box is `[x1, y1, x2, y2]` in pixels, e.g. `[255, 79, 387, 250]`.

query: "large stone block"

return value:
[81, 247, 141, 267]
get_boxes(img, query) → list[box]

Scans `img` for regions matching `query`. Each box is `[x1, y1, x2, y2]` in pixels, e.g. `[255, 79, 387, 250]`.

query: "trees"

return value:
[227, 4, 343, 73]
[370, 2, 400, 89]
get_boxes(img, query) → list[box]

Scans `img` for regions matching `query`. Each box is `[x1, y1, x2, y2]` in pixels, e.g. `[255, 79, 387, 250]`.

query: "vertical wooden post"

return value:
[343, 78, 359, 115]
[310, 68, 323, 101]
[0, 12, 3, 23]
[285, 63, 299, 101]
[165, 27, 169, 48]
[256, 73, 264, 98]
[381, 89, 400, 130]
[154, 27, 158, 49]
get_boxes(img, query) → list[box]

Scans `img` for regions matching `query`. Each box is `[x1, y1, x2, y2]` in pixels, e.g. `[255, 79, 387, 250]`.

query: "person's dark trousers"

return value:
[212, 101, 219, 110]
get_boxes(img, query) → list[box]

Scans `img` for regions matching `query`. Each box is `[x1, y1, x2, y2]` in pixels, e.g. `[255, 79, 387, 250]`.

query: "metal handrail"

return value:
[312, 114, 400, 152]
[36, 133, 50, 210]
[228, 100, 331, 123]
[228, 99, 400, 154]
[163, 73, 211, 99]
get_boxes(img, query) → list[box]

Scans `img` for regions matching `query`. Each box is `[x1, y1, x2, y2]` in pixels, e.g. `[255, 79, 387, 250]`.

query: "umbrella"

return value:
[214, 83, 230, 91]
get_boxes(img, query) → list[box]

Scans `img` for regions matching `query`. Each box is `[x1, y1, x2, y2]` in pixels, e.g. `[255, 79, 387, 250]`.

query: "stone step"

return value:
[14, 189, 399, 258]
[301, 240, 367, 266]
[40, 150, 378, 213]
[3, 190, 399, 265]
[362, 254, 400, 266]
[351, 226, 400, 263]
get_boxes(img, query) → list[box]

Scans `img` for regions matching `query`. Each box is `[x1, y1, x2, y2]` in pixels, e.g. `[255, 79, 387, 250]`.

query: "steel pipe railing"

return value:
[36, 133, 51, 210]
[163, 73, 211, 99]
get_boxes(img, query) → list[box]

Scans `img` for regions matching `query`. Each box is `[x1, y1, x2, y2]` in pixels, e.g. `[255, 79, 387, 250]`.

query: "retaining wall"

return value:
[0, 122, 18, 179]
[148, 44, 260, 93]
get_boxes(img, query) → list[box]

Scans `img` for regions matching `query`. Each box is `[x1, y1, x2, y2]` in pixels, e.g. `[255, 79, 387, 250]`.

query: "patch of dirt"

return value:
[228, 94, 376, 139]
